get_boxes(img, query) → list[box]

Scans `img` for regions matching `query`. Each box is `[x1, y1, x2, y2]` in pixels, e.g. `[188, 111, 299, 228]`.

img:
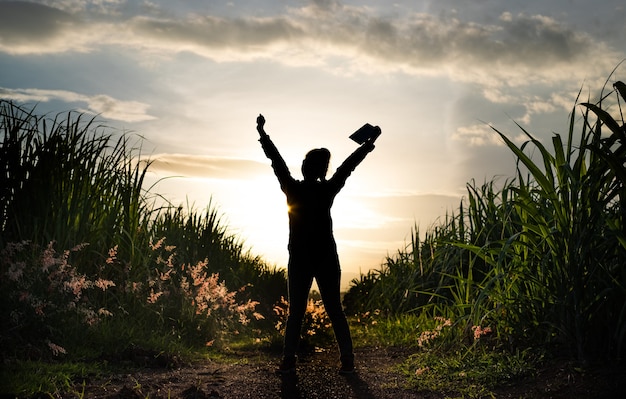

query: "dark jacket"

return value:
[259, 134, 373, 254]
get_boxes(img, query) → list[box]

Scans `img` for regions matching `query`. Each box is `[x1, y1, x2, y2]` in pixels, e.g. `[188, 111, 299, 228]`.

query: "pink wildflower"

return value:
[165, 253, 175, 267]
[418, 317, 452, 347]
[3, 240, 28, 256]
[6, 261, 25, 281]
[434, 316, 452, 327]
[81, 309, 98, 326]
[147, 289, 163, 304]
[150, 237, 166, 251]
[64, 275, 87, 297]
[180, 276, 189, 292]
[98, 308, 113, 317]
[106, 245, 118, 264]
[70, 243, 89, 252]
[472, 325, 493, 340]
[95, 278, 116, 291]
[47, 341, 67, 356]
[41, 241, 57, 272]
[159, 268, 173, 281]
[418, 330, 437, 347]
[238, 313, 250, 325]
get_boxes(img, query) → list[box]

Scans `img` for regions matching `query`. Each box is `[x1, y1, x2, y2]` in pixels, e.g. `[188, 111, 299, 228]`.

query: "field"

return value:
[1, 76, 625, 398]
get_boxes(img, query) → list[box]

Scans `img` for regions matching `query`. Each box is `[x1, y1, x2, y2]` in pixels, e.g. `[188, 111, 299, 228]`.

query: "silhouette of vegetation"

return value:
[345, 78, 626, 364]
[0, 100, 287, 367]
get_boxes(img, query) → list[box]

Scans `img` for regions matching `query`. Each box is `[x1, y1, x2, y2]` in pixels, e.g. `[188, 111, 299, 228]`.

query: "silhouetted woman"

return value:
[256, 114, 379, 375]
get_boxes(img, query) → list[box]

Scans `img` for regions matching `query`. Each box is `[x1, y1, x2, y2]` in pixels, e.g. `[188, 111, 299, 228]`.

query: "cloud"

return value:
[0, 1, 622, 87]
[132, 14, 303, 49]
[0, 1, 94, 54]
[452, 123, 503, 147]
[84, 94, 155, 122]
[0, 87, 155, 122]
[0, 2, 73, 38]
[149, 153, 268, 180]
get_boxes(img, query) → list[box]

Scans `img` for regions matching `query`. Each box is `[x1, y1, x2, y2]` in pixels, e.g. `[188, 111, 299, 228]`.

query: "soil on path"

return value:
[65, 346, 625, 399]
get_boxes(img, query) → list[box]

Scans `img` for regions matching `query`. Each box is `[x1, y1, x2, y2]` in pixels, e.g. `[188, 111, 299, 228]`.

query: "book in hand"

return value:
[349, 123, 381, 144]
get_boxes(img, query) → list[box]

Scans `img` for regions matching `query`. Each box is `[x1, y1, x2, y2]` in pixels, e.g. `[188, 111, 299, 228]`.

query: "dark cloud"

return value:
[0, 1, 78, 45]
[125, 6, 616, 85]
[352, 12, 603, 75]
[310, 0, 341, 12]
[0, 1, 620, 85]
[130, 14, 304, 49]
[495, 14, 588, 64]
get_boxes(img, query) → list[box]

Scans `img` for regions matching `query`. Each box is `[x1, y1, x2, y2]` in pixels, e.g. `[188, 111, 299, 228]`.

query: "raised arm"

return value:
[256, 114, 268, 138]
[257, 114, 293, 189]
[330, 128, 379, 188]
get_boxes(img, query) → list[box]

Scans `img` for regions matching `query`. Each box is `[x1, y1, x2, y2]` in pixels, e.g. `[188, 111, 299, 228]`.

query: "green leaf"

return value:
[580, 102, 626, 143]
[492, 127, 555, 197]
[614, 81, 626, 103]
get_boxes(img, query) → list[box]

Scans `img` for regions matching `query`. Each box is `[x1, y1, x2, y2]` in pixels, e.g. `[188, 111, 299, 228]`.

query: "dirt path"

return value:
[68, 346, 625, 399]
[77, 347, 422, 399]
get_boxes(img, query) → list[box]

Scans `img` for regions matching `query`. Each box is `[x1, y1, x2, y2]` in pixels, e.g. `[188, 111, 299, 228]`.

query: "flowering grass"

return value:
[271, 295, 335, 350]
[0, 235, 280, 396]
[0, 100, 287, 396]
[1, 239, 265, 358]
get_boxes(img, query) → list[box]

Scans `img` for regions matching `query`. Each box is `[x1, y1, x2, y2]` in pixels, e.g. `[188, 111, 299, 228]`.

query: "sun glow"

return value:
[227, 177, 291, 268]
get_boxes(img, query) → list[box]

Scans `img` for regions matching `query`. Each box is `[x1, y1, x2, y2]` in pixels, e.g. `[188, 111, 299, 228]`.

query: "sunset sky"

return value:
[1, 0, 625, 288]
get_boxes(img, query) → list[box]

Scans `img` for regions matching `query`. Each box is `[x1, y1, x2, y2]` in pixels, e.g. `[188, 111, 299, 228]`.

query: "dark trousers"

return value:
[283, 251, 353, 361]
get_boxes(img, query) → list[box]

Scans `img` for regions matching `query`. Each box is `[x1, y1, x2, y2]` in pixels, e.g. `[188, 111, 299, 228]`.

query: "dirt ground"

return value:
[51, 346, 625, 399]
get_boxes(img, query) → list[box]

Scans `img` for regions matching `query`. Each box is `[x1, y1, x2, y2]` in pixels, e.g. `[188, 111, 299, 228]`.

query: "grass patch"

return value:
[351, 312, 542, 397]
[352, 312, 438, 347]
[0, 360, 108, 397]
[400, 348, 540, 398]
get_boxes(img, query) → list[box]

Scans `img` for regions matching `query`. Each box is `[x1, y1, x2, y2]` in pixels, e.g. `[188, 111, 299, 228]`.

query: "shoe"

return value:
[338, 362, 355, 375]
[338, 355, 355, 375]
[275, 356, 296, 375]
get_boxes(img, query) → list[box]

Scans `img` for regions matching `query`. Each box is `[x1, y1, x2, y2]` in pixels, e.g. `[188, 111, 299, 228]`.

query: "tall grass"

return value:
[345, 79, 626, 362]
[0, 100, 286, 361]
[1, 102, 146, 255]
